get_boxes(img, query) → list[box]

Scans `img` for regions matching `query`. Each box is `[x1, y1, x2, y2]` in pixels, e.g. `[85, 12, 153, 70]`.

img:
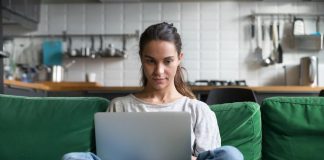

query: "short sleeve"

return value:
[107, 98, 124, 112]
[193, 102, 221, 156]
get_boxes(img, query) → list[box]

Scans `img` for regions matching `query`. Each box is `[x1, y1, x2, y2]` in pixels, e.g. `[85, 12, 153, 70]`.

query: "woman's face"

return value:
[141, 40, 183, 90]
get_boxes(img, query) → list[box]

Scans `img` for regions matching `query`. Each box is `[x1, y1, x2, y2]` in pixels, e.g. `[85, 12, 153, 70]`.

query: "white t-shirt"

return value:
[107, 94, 221, 156]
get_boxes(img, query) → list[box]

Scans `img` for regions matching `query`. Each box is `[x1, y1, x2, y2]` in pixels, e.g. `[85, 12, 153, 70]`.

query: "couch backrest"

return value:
[0, 94, 109, 160]
[210, 102, 262, 160]
[262, 97, 324, 160]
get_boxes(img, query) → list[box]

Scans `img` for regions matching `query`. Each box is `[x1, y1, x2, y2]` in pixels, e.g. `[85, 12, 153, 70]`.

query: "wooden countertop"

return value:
[4, 80, 102, 91]
[4, 80, 324, 93]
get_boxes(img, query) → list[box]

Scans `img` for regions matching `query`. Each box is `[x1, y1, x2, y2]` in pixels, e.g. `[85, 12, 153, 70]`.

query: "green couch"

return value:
[211, 97, 324, 160]
[0, 94, 109, 160]
[1, 94, 324, 160]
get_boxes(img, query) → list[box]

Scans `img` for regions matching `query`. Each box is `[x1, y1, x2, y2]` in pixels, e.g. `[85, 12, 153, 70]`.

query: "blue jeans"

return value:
[197, 146, 243, 160]
[62, 146, 243, 160]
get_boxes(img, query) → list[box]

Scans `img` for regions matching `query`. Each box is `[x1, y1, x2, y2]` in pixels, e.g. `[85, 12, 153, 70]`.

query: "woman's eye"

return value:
[164, 59, 173, 65]
[146, 59, 155, 64]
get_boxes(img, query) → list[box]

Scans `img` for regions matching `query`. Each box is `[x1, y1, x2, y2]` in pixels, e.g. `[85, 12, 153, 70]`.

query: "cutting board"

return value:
[42, 40, 63, 66]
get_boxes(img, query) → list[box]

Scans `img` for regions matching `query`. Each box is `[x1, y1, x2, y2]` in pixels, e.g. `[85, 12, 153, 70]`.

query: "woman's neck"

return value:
[135, 85, 183, 104]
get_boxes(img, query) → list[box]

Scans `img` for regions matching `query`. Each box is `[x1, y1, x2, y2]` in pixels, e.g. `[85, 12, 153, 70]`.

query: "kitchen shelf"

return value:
[65, 53, 128, 59]
[250, 13, 324, 20]
[4, 30, 140, 59]
[3, 30, 140, 39]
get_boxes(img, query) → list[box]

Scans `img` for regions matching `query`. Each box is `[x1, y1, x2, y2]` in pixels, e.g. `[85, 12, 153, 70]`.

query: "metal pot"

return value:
[300, 56, 318, 86]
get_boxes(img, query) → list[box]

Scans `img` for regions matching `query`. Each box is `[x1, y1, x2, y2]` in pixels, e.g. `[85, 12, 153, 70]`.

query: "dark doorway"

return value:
[0, 1, 4, 94]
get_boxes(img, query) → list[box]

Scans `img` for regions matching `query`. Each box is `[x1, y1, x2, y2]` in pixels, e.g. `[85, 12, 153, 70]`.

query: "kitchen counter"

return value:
[4, 80, 103, 91]
[4, 80, 324, 103]
[4, 80, 324, 93]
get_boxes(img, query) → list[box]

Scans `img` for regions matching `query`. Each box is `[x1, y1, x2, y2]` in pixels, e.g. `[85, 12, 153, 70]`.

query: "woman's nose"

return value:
[154, 64, 164, 74]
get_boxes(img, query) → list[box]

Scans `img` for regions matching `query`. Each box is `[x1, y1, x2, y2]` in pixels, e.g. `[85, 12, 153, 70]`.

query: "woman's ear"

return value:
[178, 52, 184, 62]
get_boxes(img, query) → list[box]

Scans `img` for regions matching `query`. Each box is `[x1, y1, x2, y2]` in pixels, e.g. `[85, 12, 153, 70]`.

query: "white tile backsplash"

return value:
[296, 2, 317, 13]
[200, 71, 219, 80]
[105, 4, 123, 22]
[200, 21, 219, 31]
[181, 3, 200, 21]
[12, 1, 324, 86]
[162, 3, 181, 21]
[181, 31, 199, 41]
[181, 21, 199, 31]
[200, 2, 219, 21]
[183, 50, 199, 60]
[200, 51, 219, 61]
[106, 21, 123, 34]
[124, 3, 142, 22]
[66, 4, 85, 34]
[182, 60, 200, 70]
[143, 3, 161, 21]
[220, 71, 239, 80]
[48, 4, 67, 34]
[85, 4, 104, 34]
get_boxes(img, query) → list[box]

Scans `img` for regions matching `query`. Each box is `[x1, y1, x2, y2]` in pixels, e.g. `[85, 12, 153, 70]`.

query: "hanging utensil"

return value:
[269, 16, 273, 41]
[89, 36, 96, 59]
[255, 16, 263, 61]
[262, 20, 265, 41]
[97, 35, 105, 57]
[272, 20, 279, 62]
[251, 16, 255, 39]
[262, 20, 278, 66]
[277, 19, 284, 63]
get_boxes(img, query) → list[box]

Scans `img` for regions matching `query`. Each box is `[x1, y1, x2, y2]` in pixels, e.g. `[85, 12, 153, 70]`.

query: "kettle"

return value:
[299, 56, 318, 86]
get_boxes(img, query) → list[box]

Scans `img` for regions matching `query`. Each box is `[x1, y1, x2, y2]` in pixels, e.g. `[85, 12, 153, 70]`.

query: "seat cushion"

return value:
[262, 97, 324, 160]
[210, 102, 262, 160]
[0, 94, 109, 160]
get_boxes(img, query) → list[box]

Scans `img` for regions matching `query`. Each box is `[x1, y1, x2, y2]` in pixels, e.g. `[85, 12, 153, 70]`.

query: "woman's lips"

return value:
[153, 78, 166, 84]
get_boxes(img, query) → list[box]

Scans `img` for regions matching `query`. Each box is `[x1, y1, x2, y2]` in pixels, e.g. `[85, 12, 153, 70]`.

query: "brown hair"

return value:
[139, 22, 196, 99]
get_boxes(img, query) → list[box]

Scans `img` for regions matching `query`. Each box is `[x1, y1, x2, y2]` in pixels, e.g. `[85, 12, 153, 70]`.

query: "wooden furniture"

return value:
[4, 80, 324, 103]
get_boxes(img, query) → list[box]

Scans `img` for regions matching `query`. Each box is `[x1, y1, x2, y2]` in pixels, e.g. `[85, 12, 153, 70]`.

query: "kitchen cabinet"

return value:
[2, 0, 41, 30]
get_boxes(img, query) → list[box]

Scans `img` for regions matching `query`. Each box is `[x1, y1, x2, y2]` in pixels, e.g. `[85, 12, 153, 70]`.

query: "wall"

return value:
[4, 1, 324, 86]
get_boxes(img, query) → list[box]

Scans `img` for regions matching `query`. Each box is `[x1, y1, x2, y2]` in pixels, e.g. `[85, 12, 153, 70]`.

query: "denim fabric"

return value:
[62, 146, 243, 160]
[62, 152, 101, 160]
[197, 146, 243, 160]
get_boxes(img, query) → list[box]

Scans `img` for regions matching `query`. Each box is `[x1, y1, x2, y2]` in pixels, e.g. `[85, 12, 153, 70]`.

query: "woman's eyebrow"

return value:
[143, 55, 154, 59]
[164, 56, 175, 60]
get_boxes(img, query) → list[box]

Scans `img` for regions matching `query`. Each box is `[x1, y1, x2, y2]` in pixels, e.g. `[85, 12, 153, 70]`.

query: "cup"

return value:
[108, 44, 115, 56]
[86, 72, 96, 82]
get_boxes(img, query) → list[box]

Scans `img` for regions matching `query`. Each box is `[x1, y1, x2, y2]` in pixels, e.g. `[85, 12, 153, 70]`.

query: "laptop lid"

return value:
[94, 112, 191, 160]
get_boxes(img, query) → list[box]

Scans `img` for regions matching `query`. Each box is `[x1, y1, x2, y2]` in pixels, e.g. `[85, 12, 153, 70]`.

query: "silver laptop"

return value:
[94, 112, 191, 160]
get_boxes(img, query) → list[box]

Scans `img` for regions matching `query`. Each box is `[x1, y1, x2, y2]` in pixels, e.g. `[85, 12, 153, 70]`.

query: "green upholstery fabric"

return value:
[210, 102, 262, 160]
[0, 94, 109, 160]
[262, 97, 324, 160]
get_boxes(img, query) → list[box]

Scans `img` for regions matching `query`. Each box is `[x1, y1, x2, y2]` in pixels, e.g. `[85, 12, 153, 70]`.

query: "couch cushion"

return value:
[0, 94, 109, 160]
[262, 97, 324, 160]
[210, 102, 262, 160]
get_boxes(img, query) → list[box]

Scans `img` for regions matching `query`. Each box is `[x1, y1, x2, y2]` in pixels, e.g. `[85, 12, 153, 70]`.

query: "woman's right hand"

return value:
[192, 156, 197, 160]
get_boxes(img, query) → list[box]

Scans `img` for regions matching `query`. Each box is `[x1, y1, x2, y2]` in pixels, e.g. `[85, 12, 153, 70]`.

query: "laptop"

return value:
[94, 112, 191, 160]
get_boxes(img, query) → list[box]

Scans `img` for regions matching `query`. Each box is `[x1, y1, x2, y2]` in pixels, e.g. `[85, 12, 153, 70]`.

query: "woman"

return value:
[108, 22, 243, 160]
